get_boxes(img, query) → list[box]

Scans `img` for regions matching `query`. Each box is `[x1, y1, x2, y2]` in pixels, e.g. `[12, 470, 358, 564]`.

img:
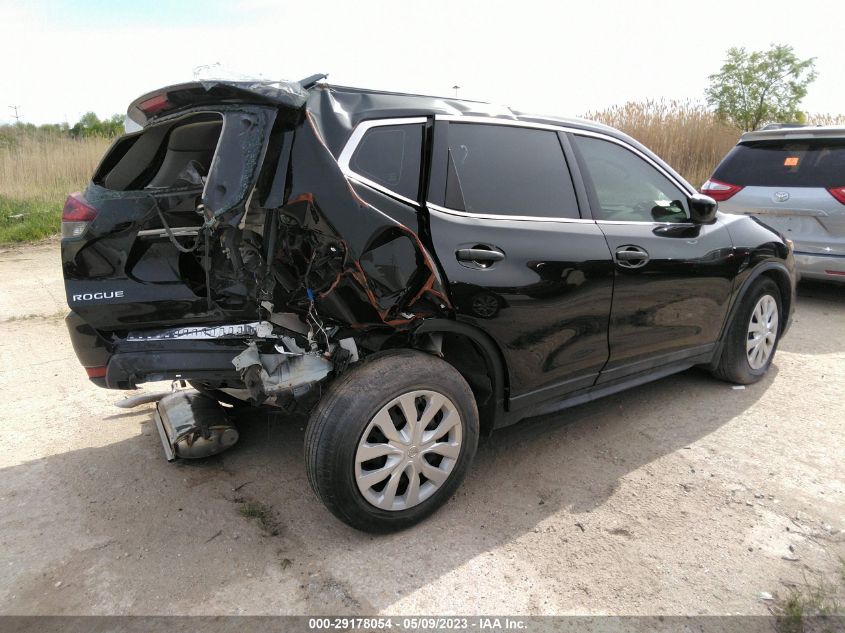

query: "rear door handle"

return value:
[456, 248, 505, 263]
[615, 246, 649, 269]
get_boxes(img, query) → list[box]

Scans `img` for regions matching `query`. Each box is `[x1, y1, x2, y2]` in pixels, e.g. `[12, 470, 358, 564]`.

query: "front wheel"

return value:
[304, 349, 479, 532]
[712, 277, 782, 384]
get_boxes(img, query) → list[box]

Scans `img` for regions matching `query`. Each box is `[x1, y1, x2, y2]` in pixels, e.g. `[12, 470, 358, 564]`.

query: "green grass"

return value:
[0, 195, 61, 244]
[236, 498, 281, 536]
[772, 566, 844, 633]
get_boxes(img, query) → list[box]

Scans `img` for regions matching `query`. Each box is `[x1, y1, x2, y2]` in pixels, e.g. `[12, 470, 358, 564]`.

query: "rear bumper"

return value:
[794, 252, 845, 282]
[65, 311, 113, 387]
[66, 311, 246, 389]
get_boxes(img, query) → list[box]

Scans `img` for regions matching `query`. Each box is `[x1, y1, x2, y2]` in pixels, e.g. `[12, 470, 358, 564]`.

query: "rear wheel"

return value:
[305, 349, 479, 532]
[712, 277, 782, 384]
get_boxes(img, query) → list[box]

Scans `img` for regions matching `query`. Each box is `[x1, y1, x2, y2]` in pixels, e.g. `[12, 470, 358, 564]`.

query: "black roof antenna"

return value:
[299, 73, 328, 89]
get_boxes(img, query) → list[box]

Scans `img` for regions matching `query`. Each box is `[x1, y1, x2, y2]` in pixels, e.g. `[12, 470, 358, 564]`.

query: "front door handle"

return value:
[456, 247, 505, 264]
[615, 246, 650, 269]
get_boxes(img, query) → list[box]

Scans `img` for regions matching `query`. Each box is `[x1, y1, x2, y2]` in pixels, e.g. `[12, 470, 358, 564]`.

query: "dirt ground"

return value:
[0, 240, 842, 616]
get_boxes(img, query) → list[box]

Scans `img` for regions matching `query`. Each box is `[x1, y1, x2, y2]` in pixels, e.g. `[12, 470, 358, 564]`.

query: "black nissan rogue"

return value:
[62, 77, 796, 531]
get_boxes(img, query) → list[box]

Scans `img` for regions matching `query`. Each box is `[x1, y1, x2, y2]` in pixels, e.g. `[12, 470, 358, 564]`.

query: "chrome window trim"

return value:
[427, 202, 593, 224]
[337, 117, 427, 206]
[428, 116, 586, 223]
[337, 113, 696, 224]
[595, 219, 697, 227]
[435, 114, 696, 200]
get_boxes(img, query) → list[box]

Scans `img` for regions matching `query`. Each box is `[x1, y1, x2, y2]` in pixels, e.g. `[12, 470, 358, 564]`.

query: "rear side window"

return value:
[444, 123, 579, 218]
[349, 123, 423, 200]
[713, 139, 845, 187]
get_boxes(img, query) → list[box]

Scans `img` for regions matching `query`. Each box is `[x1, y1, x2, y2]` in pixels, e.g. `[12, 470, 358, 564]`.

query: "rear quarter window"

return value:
[348, 123, 424, 200]
[713, 138, 845, 187]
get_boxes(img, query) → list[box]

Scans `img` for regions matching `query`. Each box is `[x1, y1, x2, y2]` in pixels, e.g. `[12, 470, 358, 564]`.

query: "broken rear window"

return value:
[93, 113, 223, 191]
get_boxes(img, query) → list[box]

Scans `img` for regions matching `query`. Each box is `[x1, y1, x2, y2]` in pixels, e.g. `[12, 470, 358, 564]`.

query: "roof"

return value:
[123, 79, 695, 192]
[740, 125, 845, 142]
[314, 84, 693, 190]
[319, 83, 624, 139]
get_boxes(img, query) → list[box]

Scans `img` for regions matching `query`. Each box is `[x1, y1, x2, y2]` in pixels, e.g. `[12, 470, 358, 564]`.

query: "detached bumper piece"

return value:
[154, 389, 238, 461]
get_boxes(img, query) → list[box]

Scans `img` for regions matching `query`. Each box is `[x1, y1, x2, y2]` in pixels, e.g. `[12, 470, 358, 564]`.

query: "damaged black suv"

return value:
[63, 77, 796, 532]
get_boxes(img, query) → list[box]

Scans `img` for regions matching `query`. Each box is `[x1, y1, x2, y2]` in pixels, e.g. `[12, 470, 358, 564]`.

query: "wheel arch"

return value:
[711, 260, 794, 367]
[411, 319, 508, 436]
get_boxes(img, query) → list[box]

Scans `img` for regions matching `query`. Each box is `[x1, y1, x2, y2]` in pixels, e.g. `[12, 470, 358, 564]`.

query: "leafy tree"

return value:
[69, 112, 124, 138]
[705, 44, 817, 131]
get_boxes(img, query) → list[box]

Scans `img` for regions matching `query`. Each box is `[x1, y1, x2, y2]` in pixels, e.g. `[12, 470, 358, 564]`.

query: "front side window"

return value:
[572, 135, 690, 223]
[444, 123, 580, 219]
[349, 123, 423, 200]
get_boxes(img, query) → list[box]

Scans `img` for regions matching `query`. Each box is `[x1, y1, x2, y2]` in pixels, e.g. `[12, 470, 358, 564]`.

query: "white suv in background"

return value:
[703, 126, 845, 282]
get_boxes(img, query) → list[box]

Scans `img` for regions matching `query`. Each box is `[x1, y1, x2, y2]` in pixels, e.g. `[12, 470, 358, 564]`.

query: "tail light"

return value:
[138, 94, 171, 115]
[61, 192, 98, 238]
[700, 179, 744, 202]
[827, 186, 845, 205]
[85, 366, 107, 378]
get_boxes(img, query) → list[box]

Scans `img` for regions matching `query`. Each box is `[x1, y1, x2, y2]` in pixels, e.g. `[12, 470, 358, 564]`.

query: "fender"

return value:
[710, 260, 795, 368]
[413, 318, 509, 431]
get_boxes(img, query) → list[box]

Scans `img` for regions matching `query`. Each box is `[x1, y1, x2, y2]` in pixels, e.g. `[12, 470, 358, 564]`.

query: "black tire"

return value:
[712, 277, 783, 384]
[305, 349, 479, 532]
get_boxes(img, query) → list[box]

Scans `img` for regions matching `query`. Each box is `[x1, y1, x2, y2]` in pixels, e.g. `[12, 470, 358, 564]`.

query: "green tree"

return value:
[705, 44, 817, 131]
[70, 112, 124, 138]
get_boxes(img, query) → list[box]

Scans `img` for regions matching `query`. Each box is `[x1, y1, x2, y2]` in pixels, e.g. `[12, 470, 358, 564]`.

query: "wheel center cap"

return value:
[407, 446, 418, 458]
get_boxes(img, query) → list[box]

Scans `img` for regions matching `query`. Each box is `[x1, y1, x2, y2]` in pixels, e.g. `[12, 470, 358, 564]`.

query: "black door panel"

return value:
[429, 209, 614, 398]
[569, 132, 735, 381]
[596, 220, 735, 381]
[425, 120, 614, 402]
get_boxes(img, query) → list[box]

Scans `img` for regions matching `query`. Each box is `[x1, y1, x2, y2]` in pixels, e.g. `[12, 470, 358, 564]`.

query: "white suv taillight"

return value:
[827, 186, 845, 205]
[61, 192, 98, 238]
[700, 179, 744, 202]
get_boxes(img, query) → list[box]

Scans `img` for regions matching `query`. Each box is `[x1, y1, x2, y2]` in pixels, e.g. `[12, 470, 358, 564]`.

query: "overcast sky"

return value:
[1, 0, 842, 126]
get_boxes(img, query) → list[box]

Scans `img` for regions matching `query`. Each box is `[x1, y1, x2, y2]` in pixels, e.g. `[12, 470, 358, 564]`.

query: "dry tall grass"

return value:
[0, 104, 843, 243]
[0, 133, 110, 203]
[583, 100, 740, 187]
[584, 101, 845, 188]
[806, 113, 845, 126]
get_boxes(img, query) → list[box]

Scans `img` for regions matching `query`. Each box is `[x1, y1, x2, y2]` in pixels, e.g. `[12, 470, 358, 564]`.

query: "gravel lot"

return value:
[0, 241, 842, 615]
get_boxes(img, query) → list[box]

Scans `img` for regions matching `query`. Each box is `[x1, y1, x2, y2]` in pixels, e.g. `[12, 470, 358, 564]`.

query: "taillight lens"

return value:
[61, 192, 97, 238]
[85, 366, 107, 378]
[827, 186, 845, 205]
[700, 179, 744, 202]
[138, 94, 170, 115]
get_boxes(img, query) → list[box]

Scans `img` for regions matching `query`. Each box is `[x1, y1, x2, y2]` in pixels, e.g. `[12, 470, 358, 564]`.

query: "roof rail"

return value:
[760, 123, 810, 131]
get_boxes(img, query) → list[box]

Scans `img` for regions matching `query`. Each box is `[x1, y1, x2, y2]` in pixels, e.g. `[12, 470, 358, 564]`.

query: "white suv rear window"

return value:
[713, 139, 845, 187]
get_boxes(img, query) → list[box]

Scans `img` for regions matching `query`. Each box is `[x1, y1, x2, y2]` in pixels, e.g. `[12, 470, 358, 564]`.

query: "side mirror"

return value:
[689, 193, 718, 224]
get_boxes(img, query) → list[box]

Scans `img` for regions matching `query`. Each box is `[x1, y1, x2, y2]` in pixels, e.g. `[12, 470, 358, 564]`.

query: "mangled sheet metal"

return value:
[263, 88, 451, 331]
[75, 79, 455, 399]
